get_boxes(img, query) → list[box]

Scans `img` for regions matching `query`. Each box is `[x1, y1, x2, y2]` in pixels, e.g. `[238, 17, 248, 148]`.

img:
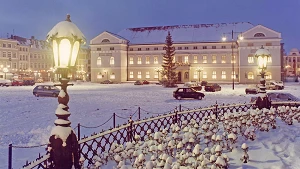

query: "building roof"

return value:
[117, 22, 254, 44]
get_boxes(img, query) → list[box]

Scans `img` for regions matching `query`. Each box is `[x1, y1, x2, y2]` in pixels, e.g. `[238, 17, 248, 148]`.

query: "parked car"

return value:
[101, 80, 113, 84]
[250, 92, 300, 103]
[200, 81, 208, 86]
[173, 87, 205, 100]
[183, 82, 202, 91]
[142, 80, 150, 85]
[36, 78, 44, 83]
[204, 83, 221, 92]
[266, 81, 284, 90]
[33, 85, 60, 97]
[245, 85, 259, 94]
[12, 79, 24, 86]
[23, 80, 35, 86]
[134, 80, 143, 85]
[0, 79, 12, 87]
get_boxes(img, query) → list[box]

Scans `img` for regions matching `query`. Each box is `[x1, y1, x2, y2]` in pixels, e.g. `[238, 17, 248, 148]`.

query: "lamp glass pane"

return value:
[58, 39, 71, 68]
[52, 40, 59, 68]
[257, 56, 264, 69]
[70, 41, 80, 66]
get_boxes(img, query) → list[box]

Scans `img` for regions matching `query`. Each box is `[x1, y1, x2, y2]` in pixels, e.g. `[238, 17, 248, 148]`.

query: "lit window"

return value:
[154, 56, 158, 64]
[137, 57, 142, 64]
[110, 73, 115, 79]
[110, 57, 114, 65]
[146, 56, 150, 64]
[212, 55, 217, 63]
[248, 72, 254, 79]
[231, 71, 236, 79]
[231, 55, 236, 63]
[193, 71, 198, 79]
[212, 71, 217, 79]
[193, 56, 197, 63]
[97, 57, 101, 66]
[137, 71, 142, 79]
[266, 72, 272, 79]
[221, 55, 226, 63]
[203, 56, 207, 63]
[97, 73, 102, 79]
[129, 71, 134, 78]
[154, 72, 158, 79]
[221, 71, 226, 79]
[146, 71, 150, 79]
[203, 72, 207, 79]
[267, 56, 272, 63]
[129, 57, 133, 64]
[184, 56, 189, 63]
[248, 54, 254, 63]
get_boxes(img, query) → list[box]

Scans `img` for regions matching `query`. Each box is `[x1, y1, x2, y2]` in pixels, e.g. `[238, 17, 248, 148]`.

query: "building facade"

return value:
[0, 35, 91, 81]
[283, 48, 300, 77]
[90, 23, 282, 84]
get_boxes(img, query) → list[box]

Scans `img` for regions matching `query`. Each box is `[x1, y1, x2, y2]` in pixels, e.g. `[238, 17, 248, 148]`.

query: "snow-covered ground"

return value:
[1, 82, 300, 168]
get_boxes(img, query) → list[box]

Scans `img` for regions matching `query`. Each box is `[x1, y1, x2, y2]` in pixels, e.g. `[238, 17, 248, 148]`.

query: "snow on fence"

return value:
[19, 101, 300, 169]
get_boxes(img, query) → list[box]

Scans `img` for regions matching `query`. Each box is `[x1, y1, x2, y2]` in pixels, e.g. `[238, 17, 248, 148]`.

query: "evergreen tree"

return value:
[161, 31, 177, 87]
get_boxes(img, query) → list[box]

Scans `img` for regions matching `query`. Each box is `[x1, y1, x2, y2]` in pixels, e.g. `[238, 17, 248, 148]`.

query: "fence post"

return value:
[77, 123, 81, 141]
[215, 101, 218, 119]
[113, 113, 116, 128]
[179, 104, 182, 112]
[138, 107, 141, 120]
[8, 144, 12, 169]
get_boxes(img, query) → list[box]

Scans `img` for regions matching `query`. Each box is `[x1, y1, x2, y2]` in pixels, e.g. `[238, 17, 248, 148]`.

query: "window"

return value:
[203, 56, 207, 63]
[267, 56, 272, 63]
[248, 54, 254, 63]
[212, 46, 216, 49]
[297, 57, 300, 62]
[178, 56, 182, 63]
[248, 72, 254, 79]
[38, 54, 40, 59]
[184, 56, 189, 63]
[212, 71, 217, 79]
[203, 46, 207, 49]
[154, 56, 158, 64]
[266, 72, 272, 79]
[178, 47, 182, 50]
[102, 39, 110, 43]
[221, 46, 226, 49]
[3, 52, 6, 57]
[137, 57, 142, 64]
[3, 44, 6, 47]
[212, 55, 217, 63]
[34, 54, 37, 59]
[129, 48, 133, 51]
[145, 72, 150, 79]
[129, 57, 133, 64]
[12, 53, 16, 58]
[97, 73, 102, 79]
[193, 56, 198, 63]
[110, 47, 114, 50]
[221, 71, 226, 79]
[193, 72, 198, 79]
[97, 48, 101, 51]
[13, 63, 17, 68]
[184, 72, 189, 79]
[203, 72, 207, 79]
[146, 56, 150, 64]
[254, 33, 265, 37]
[193, 46, 198, 49]
[110, 57, 114, 65]
[266, 42, 272, 46]
[97, 57, 101, 66]
[231, 55, 236, 63]
[154, 47, 158, 50]
[146, 48, 150, 51]
[248, 43, 254, 46]
[110, 73, 115, 79]
[221, 55, 226, 63]
[129, 72, 134, 78]
[137, 71, 142, 79]
[8, 44, 11, 48]
[20, 55, 22, 60]
[231, 71, 236, 79]
[154, 71, 158, 79]
[184, 47, 189, 50]
[138, 48, 141, 51]
[7, 52, 11, 58]
[289, 58, 291, 62]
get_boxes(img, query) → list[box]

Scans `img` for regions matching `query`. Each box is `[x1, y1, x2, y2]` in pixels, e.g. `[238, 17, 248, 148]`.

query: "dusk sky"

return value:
[0, 0, 299, 52]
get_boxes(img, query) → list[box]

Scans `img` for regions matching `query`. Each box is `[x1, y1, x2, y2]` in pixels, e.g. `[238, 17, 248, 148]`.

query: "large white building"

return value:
[90, 22, 283, 84]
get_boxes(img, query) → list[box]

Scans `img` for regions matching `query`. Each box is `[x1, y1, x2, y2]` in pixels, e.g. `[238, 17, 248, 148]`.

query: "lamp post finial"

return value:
[66, 14, 71, 22]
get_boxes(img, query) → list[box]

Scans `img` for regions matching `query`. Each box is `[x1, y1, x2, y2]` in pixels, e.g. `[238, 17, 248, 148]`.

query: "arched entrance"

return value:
[178, 72, 182, 83]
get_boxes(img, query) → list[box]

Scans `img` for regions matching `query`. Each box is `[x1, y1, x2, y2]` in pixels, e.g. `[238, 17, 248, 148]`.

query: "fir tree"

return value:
[161, 31, 177, 87]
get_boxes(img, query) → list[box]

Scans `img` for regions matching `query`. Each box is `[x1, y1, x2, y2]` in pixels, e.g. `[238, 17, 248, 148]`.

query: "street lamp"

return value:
[195, 67, 203, 82]
[103, 69, 108, 80]
[46, 14, 86, 169]
[155, 67, 163, 81]
[222, 30, 244, 90]
[254, 46, 271, 93]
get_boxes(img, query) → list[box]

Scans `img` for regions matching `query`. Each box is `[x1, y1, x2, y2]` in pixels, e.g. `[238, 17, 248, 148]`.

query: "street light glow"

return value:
[222, 36, 227, 41]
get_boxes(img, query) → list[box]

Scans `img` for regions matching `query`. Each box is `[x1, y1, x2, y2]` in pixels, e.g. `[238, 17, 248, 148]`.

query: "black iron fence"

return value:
[17, 101, 300, 169]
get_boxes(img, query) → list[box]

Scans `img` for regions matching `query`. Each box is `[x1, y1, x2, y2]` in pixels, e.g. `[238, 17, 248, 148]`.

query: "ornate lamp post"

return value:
[195, 67, 203, 82]
[3, 67, 8, 79]
[155, 67, 163, 81]
[254, 46, 271, 94]
[46, 14, 86, 169]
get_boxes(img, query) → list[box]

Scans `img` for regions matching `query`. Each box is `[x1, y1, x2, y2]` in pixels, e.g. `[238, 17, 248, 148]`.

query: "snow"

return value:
[55, 104, 70, 115]
[1, 82, 300, 168]
[50, 126, 72, 147]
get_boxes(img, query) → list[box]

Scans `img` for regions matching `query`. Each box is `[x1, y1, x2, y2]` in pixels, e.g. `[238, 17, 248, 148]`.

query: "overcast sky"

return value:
[0, 0, 299, 52]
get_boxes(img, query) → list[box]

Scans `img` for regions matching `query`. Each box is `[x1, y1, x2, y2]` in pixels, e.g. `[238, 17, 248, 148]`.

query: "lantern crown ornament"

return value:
[46, 14, 86, 68]
[254, 45, 271, 70]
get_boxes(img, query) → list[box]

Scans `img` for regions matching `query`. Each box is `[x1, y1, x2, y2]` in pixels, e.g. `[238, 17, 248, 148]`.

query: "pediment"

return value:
[90, 31, 128, 44]
[242, 25, 281, 39]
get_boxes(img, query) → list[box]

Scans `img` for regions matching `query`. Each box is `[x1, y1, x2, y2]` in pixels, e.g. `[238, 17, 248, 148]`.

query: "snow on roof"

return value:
[118, 22, 254, 44]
